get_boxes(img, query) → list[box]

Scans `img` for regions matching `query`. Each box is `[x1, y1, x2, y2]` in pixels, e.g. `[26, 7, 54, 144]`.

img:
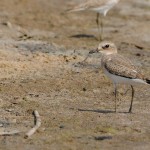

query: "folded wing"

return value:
[104, 54, 144, 79]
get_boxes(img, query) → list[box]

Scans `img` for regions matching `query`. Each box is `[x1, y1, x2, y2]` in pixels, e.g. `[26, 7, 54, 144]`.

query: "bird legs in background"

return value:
[78, 13, 104, 64]
[96, 13, 103, 41]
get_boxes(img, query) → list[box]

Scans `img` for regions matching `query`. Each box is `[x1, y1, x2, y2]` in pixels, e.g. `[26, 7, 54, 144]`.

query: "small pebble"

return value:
[59, 125, 65, 129]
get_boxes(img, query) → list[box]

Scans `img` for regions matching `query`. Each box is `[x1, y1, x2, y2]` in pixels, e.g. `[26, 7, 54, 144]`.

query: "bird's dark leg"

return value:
[100, 15, 103, 41]
[96, 13, 102, 41]
[128, 85, 134, 113]
[114, 84, 117, 113]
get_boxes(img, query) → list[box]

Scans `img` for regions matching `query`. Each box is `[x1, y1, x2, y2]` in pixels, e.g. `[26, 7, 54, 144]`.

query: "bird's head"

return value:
[89, 41, 118, 55]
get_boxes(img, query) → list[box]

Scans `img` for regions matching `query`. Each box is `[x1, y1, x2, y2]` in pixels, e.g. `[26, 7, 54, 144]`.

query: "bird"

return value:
[89, 41, 150, 113]
[67, 0, 120, 41]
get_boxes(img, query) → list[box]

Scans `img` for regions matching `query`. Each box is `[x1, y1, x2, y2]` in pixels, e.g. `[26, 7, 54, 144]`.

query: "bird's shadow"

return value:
[78, 108, 130, 114]
[78, 108, 114, 114]
[70, 34, 97, 40]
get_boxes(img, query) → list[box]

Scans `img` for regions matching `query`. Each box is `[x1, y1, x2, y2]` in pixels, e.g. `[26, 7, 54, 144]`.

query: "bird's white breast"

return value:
[103, 67, 147, 85]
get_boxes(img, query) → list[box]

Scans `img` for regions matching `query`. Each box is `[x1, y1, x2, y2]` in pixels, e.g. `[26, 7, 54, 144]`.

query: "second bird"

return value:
[68, 0, 120, 41]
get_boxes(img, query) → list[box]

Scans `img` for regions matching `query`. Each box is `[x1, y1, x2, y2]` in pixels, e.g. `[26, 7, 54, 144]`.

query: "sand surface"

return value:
[0, 0, 149, 149]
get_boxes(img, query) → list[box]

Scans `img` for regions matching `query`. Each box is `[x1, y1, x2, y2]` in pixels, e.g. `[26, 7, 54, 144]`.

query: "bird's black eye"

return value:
[103, 44, 109, 49]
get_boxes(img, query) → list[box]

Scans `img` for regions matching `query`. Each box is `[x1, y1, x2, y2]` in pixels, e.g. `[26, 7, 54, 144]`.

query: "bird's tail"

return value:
[66, 7, 84, 13]
[146, 79, 150, 84]
[66, 3, 85, 13]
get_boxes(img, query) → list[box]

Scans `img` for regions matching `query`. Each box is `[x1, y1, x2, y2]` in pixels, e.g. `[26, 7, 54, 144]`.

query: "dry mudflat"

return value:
[0, 0, 149, 149]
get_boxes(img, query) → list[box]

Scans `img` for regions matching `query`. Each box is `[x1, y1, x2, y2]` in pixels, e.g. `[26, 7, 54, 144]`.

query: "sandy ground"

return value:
[0, 0, 149, 149]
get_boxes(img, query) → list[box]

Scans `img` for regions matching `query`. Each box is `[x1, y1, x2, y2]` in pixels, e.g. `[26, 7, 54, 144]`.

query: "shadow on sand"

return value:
[70, 34, 97, 40]
[78, 108, 114, 114]
[78, 108, 131, 114]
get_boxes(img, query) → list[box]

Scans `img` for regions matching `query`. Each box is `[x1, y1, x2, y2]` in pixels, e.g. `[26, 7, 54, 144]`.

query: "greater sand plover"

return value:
[90, 41, 150, 113]
[68, 0, 120, 41]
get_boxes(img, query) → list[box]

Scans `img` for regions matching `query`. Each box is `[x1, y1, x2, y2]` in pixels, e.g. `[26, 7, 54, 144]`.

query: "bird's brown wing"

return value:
[104, 54, 144, 79]
[68, 0, 109, 12]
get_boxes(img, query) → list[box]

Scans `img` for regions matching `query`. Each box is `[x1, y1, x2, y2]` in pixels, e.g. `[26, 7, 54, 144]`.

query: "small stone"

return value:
[2, 21, 12, 28]
[0, 124, 3, 127]
[59, 125, 65, 129]
[136, 53, 141, 56]
[83, 88, 86, 91]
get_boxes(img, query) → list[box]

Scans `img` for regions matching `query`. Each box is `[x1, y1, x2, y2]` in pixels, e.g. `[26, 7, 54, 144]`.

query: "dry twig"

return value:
[24, 110, 41, 138]
[0, 130, 20, 136]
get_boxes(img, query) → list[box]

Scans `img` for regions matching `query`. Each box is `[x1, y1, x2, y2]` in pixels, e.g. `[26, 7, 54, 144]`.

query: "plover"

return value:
[67, 0, 120, 41]
[90, 41, 150, 113]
